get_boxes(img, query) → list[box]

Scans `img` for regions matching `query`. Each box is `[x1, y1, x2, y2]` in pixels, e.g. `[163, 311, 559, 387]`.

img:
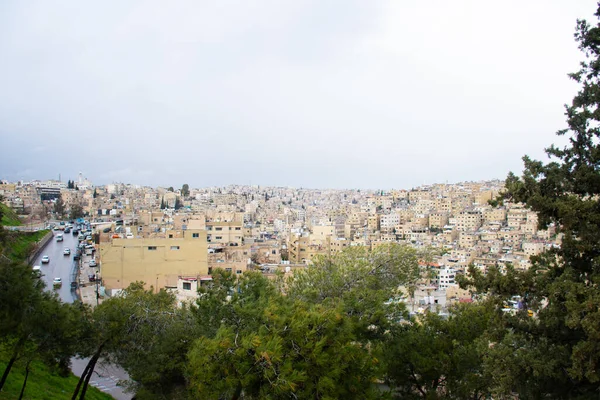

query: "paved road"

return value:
[33, 231, 132, 400]
[33, 230, 79, 301]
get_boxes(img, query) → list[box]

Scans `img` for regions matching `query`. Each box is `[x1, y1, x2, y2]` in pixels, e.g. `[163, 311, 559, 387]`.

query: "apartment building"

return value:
[455, 211, 482, 232]
[206, 221, 243, 245]
[429, 213, 449, 229]
[100, 229, 209, 293]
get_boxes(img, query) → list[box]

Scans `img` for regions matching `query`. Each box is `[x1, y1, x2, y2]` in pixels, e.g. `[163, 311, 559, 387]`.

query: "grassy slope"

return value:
[1, 203, 22, 226]
[4, 230, 50, 262]
[0, 357, 113, 400]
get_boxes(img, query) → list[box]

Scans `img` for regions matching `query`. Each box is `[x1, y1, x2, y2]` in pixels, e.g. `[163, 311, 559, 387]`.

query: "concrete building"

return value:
[100, 229, 208, 293]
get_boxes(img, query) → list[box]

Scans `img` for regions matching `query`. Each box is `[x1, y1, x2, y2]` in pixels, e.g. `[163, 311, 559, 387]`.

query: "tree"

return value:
[69, 204, 84, 220]
[53, 195, 65, 218]
[93, 188, 97, 199]
[174, 197, 183, 210]
[168, 187, 174, 192]
[181, 184, 190, 198]
[160, 197, 166, 210]
[188, 270, 381, 399]
[72, 283, 193, 399]
[286, 244, 421, 340]
[460, 7, 600, 397]
[384, 302, 496, 399]
[0, 260, 82, 391]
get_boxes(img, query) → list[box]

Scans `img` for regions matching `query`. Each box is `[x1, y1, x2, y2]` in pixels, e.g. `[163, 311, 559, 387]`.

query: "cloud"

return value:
[0, 0, 597, 188]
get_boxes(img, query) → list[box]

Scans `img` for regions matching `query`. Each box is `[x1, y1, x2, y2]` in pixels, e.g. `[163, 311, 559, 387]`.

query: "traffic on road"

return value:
[32, 221, 132, 400]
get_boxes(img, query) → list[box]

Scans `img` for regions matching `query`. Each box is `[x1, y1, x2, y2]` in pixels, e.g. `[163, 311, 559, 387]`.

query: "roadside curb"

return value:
[27, 230, 53, 265]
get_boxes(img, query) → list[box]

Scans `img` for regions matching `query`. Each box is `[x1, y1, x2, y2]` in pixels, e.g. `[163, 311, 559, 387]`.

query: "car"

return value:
[64, 227, 71, 233]
[56, 234, 64, 242]
[53, 277, 62, 288]
[32, 266, 42, 276]
[72, 229, 79, 235]
[102, 227, 112, 233]
[89, 259, 97, 267]
[41, 255, 50, 263]
[73, 254, 80, 261]
[88, 274, 96, 282]
[63, 248, 70, 255]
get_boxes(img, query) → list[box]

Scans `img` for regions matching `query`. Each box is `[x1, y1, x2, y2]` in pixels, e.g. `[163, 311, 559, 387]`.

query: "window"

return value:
[147, 246, 157, 250]
[225, 268, 232, 272]
[208, 267, 213, 274]
[192, 233, 199, 238]
[215, 227, 223, 231]
[235, 227, 241, 231]
[236, 270, 242, 274]
[168, 234, 173, 238]
[170, 246, 180, 250]
[216, 236, 222, 240]
[182, 282, 191, 290]
[272, 250, 276, 254]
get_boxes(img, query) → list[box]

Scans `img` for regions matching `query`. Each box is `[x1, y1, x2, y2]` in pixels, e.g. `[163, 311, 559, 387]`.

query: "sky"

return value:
[0, 0, 598, 190]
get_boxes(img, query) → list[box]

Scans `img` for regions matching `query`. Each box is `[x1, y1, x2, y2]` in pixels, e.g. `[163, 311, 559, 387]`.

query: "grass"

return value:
[1, 203, 22, 226]
[0, 356, 114, 400]
[4, 230, 50, 262]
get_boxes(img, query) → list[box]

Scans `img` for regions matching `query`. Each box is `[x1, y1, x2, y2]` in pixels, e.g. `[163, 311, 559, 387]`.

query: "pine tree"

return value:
[462, 7, 600, 397]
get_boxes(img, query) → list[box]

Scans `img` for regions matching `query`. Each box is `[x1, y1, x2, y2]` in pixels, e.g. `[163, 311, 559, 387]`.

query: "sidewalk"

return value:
[77, 246, 104, 306]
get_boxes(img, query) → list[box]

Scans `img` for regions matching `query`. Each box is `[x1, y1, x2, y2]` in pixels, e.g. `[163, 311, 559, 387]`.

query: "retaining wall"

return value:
[27, 231, 54, 265]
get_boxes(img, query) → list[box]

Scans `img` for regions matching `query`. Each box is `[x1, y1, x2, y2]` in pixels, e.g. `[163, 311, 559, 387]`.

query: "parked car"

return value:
[41, 255, 50, 263]
[63, 248, 70, 255]
[89, 259, 97, 267]
[53, 277, 62, 288]
[88, 274, 96, 282]
[32, 266, 42, 276]
[73, 254, 80, 261]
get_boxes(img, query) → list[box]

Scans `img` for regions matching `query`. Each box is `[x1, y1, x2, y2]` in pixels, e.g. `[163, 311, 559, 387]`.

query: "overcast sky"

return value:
[0, 1, 597, 190]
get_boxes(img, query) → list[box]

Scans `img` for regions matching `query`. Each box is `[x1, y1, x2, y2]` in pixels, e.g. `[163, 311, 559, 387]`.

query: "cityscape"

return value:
[1, 1, 600, 399]
[0, 176, 554, 313]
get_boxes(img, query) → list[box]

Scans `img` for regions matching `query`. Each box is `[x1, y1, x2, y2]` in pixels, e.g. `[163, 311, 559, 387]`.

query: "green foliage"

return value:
[384, 302, 496, 399]
[0, 351, 112, 400]
[287, 244, 420, 339]
[80, 282, 196, 398]
[1, 230, 49, 262]
[181, 184, 190, 198]
[53, 196, 65, 218]
[0, 260, 85, 391]
[174, 196, 183, 210]
[69, 204, 85, 220]
[460, 6, 600, 397]
[0, 203, 21, 226]
[188, 272, 381, 399]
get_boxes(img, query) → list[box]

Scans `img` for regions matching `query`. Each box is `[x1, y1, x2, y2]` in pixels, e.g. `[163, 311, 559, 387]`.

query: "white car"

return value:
[41, 255, 50, 263]
[63, 248, 71, 255]
[53, 277, 62, 288]
[89, 259, 97, 267]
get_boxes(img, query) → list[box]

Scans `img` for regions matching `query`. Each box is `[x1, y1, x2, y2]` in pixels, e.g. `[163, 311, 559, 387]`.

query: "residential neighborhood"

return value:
[0, 176, 559, 312]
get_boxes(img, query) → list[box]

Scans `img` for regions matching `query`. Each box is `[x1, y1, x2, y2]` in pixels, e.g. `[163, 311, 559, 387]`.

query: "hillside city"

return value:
[0, 175, 556, 312]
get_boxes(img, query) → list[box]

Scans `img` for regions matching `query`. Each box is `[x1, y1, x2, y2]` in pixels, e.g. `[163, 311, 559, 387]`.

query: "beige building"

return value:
[429, 213, 449, 229]
[455, 211, 482, 232]
[100, 229, 208, 293]
[206, 221, 243, 245]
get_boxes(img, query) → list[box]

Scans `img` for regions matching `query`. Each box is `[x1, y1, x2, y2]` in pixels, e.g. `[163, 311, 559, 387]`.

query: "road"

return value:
[33, 230, 79, 301]
[33, 231, 132, 400]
